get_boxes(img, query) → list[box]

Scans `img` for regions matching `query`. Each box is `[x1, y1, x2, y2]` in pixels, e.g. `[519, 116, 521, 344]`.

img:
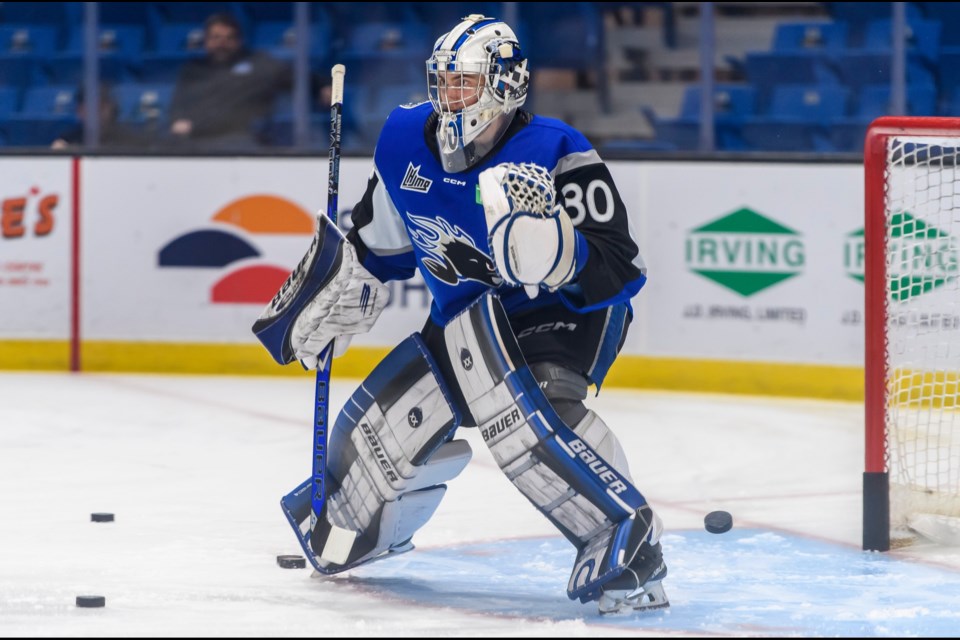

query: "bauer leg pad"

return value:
[289, 334, 469, 574]
[444, 293, 660, 602]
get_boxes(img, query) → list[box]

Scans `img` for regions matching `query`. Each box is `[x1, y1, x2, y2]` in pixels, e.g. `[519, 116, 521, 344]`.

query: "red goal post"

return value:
[864, 116, 960, 551]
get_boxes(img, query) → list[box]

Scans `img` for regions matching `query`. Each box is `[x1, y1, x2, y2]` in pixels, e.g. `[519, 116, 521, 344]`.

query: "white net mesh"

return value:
[885, 137, 960, 540]
[497, 162, 556, 216]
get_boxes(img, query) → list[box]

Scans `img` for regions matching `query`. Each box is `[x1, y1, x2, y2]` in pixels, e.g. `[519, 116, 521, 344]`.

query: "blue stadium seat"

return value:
[336, 81, 419, 150]
[0, 87, 20, 117]
[38, 55, 134, 86]
[155, 23, 207, 54]
[137, 52, 204, 83]
[823, 2, 922, 46]
[937, 47, 960, 104]
[112, 83, 175, 124]
[863, 18, 941, 64]
[258, 112, 330, 149]
[856, 83, 937, 119]
[772, 21, 849, 51]
[20, 85, 77, 117]
[253, 21, 331, 60]
[647, 84, 757, 151]
[743, 51, 839, 110]
[63, 25, 145, 59]
[152, 2, 244, 27]
[829, 51, 936, 92]
[943, 86, 960, 116]
[99, 3, 156, 26]
[0, 25, 58, 56]
[917, 2, 960, 47]
[767, 85, 849, 119]
[341, 21, 430, 56]
[243, 2, 295, 23]
[0, 115, 77, 147]
[518, 4, 602, 71]
[0, 2, 79, 26]
[0, 55, 37, 90]
[740, 85, 850, 152]
[677, 85, 757, 119]
[321, 3, 418, 26]
[828, 83, 937, 152]
[410, 3, 505, 34]
[338, 51, 426, 89]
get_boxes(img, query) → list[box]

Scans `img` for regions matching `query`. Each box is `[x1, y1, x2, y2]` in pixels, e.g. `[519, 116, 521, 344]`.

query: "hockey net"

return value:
[864, 117, 960, 550]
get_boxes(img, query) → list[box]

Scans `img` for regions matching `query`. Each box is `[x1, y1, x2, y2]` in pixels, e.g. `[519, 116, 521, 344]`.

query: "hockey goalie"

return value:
[253, 14, 666, 614]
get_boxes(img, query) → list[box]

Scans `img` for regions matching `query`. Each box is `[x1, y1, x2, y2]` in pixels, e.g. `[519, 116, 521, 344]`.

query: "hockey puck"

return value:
[276, 554, 306, 569]
[90, 513, 114, 523]
[76, 595, 105, 608]
[704, 510, 733, 534]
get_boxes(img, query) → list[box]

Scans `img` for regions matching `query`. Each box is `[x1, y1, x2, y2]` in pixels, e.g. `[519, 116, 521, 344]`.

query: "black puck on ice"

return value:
[76, 595, 105, 608]
[91, 513, 114, 523]
[277, 554, 306, 569]
[704, 510, 733, 534]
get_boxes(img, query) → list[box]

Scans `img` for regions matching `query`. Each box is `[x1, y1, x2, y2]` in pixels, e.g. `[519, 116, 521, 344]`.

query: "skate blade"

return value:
[598, 582, 670, 615]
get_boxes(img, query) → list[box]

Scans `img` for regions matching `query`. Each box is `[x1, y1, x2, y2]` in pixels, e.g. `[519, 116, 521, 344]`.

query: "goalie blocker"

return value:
[252, 212, 388, 369]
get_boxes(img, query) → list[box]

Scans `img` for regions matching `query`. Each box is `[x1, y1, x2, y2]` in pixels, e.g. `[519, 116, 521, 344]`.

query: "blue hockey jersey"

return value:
[346, 102, 646, 326]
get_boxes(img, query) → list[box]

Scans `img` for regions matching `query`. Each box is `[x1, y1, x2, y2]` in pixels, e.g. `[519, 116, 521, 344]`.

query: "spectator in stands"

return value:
[51, 84, 150, 150]
[168, 12, 293, 150]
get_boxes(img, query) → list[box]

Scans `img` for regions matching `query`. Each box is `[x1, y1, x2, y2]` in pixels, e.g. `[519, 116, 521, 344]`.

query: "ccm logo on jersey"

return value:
[517, 321, 577, 338]
[359, 421, 399, 482]
[480, 407, 522, 442]
[443, 177, 467, 187]
[400, 162, 433, 193]
[567, 438, 628, 495]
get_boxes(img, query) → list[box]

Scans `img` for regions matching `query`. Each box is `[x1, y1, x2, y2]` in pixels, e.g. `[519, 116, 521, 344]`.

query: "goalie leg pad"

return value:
[444, 293, 656, 601]
[310, 334, 469, 573]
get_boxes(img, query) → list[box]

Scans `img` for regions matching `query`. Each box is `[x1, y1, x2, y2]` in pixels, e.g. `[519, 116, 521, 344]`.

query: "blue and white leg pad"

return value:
[296, 334, 469, 574]
[444, 293, 654, 602]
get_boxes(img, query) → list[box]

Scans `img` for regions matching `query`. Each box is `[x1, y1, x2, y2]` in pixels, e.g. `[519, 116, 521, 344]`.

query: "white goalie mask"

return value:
[426, 15, 529, 173]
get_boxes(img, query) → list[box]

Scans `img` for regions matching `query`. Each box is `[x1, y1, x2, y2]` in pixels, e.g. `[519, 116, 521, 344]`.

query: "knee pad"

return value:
[529, 362, 632, 480]
[311, 334, 470, 573]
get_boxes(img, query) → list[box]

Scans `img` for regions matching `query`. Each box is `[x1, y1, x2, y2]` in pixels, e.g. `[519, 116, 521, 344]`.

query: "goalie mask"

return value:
[426, 14, 529, 173]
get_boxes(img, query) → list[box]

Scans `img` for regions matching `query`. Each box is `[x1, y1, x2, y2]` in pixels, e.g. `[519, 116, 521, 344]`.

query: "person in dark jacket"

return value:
[168, 13, 292, 150]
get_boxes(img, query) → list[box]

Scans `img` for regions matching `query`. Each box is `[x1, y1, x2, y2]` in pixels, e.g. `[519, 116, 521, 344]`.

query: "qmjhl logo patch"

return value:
[400, 163, 433, 193]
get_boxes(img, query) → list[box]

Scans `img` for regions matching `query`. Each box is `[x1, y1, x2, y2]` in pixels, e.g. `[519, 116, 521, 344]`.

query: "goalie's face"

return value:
[433, 70, 485, 114]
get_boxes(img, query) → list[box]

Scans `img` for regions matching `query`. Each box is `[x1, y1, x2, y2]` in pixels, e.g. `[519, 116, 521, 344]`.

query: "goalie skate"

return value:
[597, 542, 670, 615]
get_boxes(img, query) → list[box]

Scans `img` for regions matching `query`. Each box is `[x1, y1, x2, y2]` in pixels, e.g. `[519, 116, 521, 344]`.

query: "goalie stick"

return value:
[281, 64, 345, 572]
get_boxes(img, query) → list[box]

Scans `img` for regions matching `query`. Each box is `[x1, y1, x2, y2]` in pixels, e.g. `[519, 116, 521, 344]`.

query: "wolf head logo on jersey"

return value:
[407, 213, 501, 287]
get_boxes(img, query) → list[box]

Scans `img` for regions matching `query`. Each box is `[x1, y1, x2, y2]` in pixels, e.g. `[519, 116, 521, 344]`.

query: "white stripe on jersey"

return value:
[358, 168, 414, 257]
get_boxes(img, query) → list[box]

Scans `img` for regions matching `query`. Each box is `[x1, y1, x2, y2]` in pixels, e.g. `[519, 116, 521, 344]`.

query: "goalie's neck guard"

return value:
[426, 14, 529, 173]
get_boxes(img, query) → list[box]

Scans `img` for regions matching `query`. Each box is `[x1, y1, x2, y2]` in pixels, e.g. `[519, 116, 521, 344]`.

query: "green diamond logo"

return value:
[888, 212, 958, 302]
[685, 208, 804, 297]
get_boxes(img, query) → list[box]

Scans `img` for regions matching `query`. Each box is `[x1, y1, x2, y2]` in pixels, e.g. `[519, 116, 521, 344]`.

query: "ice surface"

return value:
[1, 372, 958, 637]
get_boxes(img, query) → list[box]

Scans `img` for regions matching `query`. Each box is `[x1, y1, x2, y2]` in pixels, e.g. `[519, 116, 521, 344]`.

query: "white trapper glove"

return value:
[290, 241, 389, 370]
[479, 162, 577, 299]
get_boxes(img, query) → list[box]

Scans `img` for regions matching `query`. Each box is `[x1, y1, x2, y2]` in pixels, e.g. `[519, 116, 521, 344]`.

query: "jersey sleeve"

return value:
[345, 167, 418, 283]
[553, 150, 647, 312]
